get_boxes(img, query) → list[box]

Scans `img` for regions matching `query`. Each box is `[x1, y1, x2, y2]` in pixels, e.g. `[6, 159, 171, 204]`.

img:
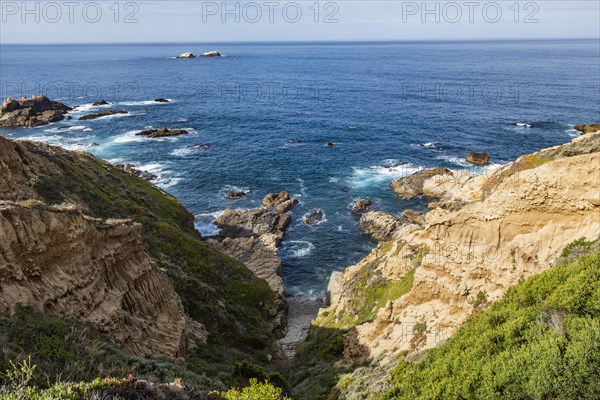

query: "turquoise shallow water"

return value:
[1, 39, 599, 299]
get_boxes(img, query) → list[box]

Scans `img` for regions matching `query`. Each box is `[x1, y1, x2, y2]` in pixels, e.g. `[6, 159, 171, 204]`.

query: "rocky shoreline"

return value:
[2, 96, 599, 371]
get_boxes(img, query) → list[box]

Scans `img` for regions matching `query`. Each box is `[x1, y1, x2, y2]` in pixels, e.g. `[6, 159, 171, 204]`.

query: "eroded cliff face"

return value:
[0, 134, 282, 361]
[0, 203, 206, 358]
[323, 132, 600, 372]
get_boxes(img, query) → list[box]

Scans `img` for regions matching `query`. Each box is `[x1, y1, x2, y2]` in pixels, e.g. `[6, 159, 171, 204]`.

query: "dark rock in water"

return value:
[57, 126, 71, 130]
[79, 110, 128, 121]
[66, 116, 73, 120]
[391, 168, 452, 199]
[574, 124, 600, 134]
[92, 100, 109, 106]
[0, 96, 72, 127]
[91, 142, 100, 147]
[136, 127, 188, 138]
[114, 163, 158, 181]
[465, 151, 490, 166]
[263, 191, 298, 213]
[303, 209, 325, 225]
[154, 98, 170, 103]
[226, 190, 247, 199]
[177, 52, 196, 58]
[351, 199, 372, 214]
[201, 51, 221, 57]
[326, 142, 335, 147]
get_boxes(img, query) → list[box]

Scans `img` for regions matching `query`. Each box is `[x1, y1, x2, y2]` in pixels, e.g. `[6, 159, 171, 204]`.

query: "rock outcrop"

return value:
[205, 192, 298, 340]
[351, 199, 372, 214]
[0, 203, 205, 358]
[323, 131, 600, 371]
[92, 100, 109, 106]
[390, 168, 452, 199]
[79, 110, 128, 120]
[177, 52, 196, 58]
[0, 96, 71, 127]
[136, 127, 188, 138]
[262, 191, 299, 213]
[201, 51, 221, 57]
[465, 151, 490, 166]
[574, 123, 600, 134]
[303, 209, 325, 225]
[207, 193, 297, 294]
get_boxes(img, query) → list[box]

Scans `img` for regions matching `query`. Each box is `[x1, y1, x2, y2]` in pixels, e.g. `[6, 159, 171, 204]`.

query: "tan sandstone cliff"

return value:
[323, 131, 600, 369]
[0, 134, 211, 359]
[0, 202, 206, 358]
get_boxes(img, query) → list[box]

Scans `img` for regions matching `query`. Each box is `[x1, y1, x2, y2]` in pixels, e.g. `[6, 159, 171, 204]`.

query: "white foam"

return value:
[515, 122, 532, 128]
[440, 155, 502, 174]
[349, 162, 422, 188]
[283, 240, 315, 258]
[118, 99, 173, 106]
[170, 147, 195, 157]
[111, 130, 145, 144]
[565, 128, 579, 138]
[44, 125, 89, 133]
[194, 210, 225, 236]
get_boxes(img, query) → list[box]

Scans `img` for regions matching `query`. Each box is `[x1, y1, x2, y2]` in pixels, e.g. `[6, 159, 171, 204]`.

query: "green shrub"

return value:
[382, 251, 600, 400]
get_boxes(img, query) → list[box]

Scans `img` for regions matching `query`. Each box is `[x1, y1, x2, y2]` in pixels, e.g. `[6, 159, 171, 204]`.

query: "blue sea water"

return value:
[1, 40, 599, 299]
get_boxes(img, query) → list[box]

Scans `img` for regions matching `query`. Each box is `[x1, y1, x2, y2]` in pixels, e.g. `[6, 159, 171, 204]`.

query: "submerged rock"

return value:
[390, 168, 452, 199]
[226, 190, 248, 199]
[177, 52, 196, 58]
[0, 96, 72, 127]
[303, 209, 325, 225]
[326, 141, 335, 147]
[201, 51, 221, 57]
[136, 127, 188, 138]
[351, 199, 372, 214]
[465, 151, 490, 166]
[154, 98, 170, 103]
[79, 110, 128, 120]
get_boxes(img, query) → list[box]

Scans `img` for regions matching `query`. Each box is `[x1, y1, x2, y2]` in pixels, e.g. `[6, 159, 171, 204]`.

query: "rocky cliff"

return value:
[317, 131, 600, 390]
[0, 134, 283, 365]
[0, 203, 204, 358]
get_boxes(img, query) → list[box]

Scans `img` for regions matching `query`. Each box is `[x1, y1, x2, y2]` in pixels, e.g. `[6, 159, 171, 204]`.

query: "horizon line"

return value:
[1, 37, 598, 46]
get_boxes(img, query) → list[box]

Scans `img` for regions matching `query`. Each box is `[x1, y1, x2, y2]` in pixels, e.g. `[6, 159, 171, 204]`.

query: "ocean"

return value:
[1, 39, 599, 300]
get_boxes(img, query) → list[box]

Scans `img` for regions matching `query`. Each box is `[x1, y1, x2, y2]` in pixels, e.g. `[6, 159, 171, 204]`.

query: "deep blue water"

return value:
[1, 40, 599, 299]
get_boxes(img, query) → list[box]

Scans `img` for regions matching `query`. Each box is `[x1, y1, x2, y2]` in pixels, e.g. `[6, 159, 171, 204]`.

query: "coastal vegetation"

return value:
[381, 240, 600, 400]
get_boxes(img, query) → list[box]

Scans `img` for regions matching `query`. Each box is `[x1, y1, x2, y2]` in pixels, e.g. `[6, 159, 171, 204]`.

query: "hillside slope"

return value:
[0, 135, 284, 378]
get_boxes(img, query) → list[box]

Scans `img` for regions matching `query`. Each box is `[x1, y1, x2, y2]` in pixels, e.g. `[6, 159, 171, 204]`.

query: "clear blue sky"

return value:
[0, 1, 599, 43]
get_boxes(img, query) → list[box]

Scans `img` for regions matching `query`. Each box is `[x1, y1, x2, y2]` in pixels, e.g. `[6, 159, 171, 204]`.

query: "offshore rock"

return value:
[0, 96, 72, 127]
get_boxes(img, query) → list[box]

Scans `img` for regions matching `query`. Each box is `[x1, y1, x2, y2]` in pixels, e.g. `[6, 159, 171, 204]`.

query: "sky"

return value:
[0, 1, 599, 43]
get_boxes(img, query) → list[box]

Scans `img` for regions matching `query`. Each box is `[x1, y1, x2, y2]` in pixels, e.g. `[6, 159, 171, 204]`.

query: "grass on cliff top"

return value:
[380, 239, 600, 400]
[22, 143, 279, 370]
